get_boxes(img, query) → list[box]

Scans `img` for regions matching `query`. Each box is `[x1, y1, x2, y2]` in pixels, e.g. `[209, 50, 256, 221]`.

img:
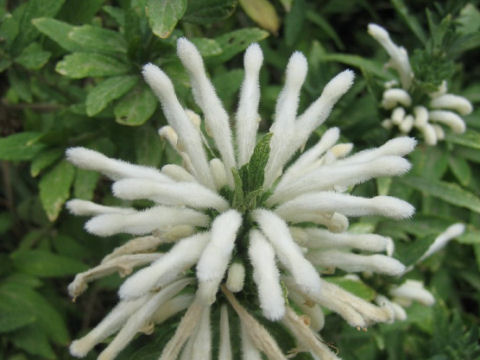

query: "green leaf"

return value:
[11, 325, 55, 359]
[231, 168, 244, 209]
[14, 42, 50, 70]
[453, 146, 480, 164]
[114, 86, 157, 126]
[318, 53, 390, 79]
[33, 17, 81, 52]
[190, 38, 223, 57]
[390, 0, 426, 43]
[39, 160, 75, 221]
[285, 0, 305, 47]
[73, 169, 100, 200]
[7, 67, 32, 102]
[146, 0, 187, 38]
[68, 25, 127, 54]
[0, 282, 69, 345]
[395, 234, 436, 266]
[239, 0, 280, 34]
[58, 0, 107, 24]
[306, 12, 344, 50]
[0, 132, 45, 161]
[446, 129, 480, 150]
[86, 75, 138, 116]
[0, 212, 13, 235]
[326, 277, 376, 301]
[30, 148, 63, 177]
[410, 145, 448, 180]
[11, 250, 87, 277]
[10, 0, 65, 54]
[135, 126, 163, 167]
[56, 53, 130, 79]
[0, 310, 35, 333]
[184, 0, 237, 25]
[400, 176, 480, 213]
[448, 156, 472, 187]
[214, 28, 269, 63]
[245, 133, 272, 192]
[457, 3, 480, 35]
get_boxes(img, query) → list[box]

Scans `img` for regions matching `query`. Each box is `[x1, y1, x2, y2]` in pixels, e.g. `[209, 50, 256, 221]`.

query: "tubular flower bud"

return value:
[369, 23, 473, 145]
[66, 40, 423, 359]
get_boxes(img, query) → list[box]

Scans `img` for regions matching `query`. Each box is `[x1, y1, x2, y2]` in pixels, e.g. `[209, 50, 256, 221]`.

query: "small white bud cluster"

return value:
[66, 38, 451, 360]
[369, 24, 473, 145]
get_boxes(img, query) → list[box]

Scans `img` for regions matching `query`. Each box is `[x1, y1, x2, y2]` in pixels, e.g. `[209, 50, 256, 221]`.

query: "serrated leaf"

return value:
[239, 0, 280, 34]
[0, 282, 69, 345]
[30, 148, 63, 177]
[56, 53, 130, 79]
[246, 133, 272, 192]
[33, 17, 81, 52]
[73, 169, 100, 200]
[146, 0, 187, 38]
[114, 86, 157, 126]
[86, 75, 138, 116]
[400, 176, 480, 213]
[0, 132, 45, 161]
[15, 42, 50, 70]
[68, 24, 127, 54]
[214, 28, 269, 63]
[11, 250, 87, 277]
[184, 0, 237, 25]
[446, 129, 480, 150]
[326, 277, 376, 301]
[39, 160, 75, 221]
[448, 156, 471, 187]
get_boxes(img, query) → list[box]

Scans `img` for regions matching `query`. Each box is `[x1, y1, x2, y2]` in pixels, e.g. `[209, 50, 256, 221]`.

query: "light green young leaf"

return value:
[15, 42, 50, 70]
[246, 133, 272, 192]
[86, 75, 138, 116]
[214, 28, 269, 63]
[0, 132, 45, 161]
[68, 25, 127, 54]
[400, 176, 480, 213]
[30, 148, 63, 177]
[239, 0, 280, 34]
[39, 160, 75, 221]
[33, 17, 81, 52]
[190, 38, 223, 57]
[56, 53, 130, 79]
[146, 0, 187, 38]
[114, 86, 157, 126]
[326, 277, 376, 301]
[11, 250, 87, 277]
[457, 3, 480, 35]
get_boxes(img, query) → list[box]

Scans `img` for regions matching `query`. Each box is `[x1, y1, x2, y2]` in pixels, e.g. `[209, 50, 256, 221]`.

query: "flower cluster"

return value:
[368, 23, 473, 145]
[66, 39, 462, 359]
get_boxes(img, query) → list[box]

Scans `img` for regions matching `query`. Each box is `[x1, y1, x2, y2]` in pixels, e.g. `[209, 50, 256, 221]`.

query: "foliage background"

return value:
[1, 0, 480, 359]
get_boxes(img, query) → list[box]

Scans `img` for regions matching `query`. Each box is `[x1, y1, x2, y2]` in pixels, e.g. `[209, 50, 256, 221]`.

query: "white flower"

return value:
[67, 38, 418, 359]
[369, 23, 473, 145]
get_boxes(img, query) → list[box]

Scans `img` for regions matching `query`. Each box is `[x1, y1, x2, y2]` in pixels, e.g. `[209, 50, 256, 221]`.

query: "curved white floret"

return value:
[118, 233, 210, 299]
[428, 110, 466, 133]
[382, 88, 412, 109]
[177, 38, 236, 186]
[67, 199, 136, 216]
[66, 147, 171, 183]
[226, 262, 245, 293]
[112, 178, 229, 211]
[419, 223, 465, 262]
[161, 164, 195, 182]
[390, 280, 435, 306]
[143, 63, 215, 189]
[85, 206, 209, 237]
[430, 94, 473, 115]
[249, 230, 285, 321]
[209, 158, 228, 190]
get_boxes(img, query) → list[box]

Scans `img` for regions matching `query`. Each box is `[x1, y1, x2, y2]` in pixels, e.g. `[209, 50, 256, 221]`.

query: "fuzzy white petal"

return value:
[249, 230, 285, 321]
[66, 199, 136, 216]
[226, 262, 245, 293]
[119, 232, 210, 299]
[253, 209, 322, 297]
[161, 164, 195, 182]
[382, 88, 412, 109]
[430, 94, 473, 115]
[390, 280, 435, 306]
[66, 147, 171, 182]
[419, 223, 465, 262]
[236, 43, 263, 166]
[85, 206, 209, 237]
[142, 63, 215, 188]
[428, 110, 466, 133]
[177, 38, 236, 185]
[112, 178, 229, 211]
